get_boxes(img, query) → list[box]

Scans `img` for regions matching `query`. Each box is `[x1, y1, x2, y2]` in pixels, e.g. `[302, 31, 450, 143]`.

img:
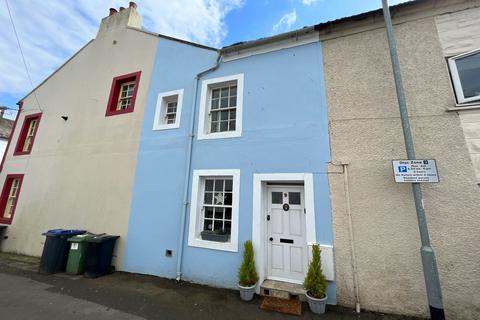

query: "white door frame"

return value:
[252, 173, 316, 291]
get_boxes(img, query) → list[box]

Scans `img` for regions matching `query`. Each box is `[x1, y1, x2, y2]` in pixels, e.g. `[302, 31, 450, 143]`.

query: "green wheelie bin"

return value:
[66, 233, 96, 275]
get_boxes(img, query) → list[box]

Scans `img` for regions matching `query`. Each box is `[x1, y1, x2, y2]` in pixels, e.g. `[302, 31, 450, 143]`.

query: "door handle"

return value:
[269, 237, 273, 241]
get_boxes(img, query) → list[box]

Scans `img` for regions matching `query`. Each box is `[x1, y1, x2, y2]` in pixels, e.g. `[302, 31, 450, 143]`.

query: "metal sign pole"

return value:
[381, 1, 445, 319]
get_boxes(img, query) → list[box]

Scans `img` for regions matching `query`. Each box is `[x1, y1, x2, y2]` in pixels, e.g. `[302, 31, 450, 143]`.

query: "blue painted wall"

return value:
[124, 40, 335, 303]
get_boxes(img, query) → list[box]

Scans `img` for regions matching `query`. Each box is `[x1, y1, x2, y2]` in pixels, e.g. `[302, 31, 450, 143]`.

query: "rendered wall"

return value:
[124, 41, 335, 301]
[435, 6, 480, 183]
[324, 4, 480, 319]
[0, 25, 157, 268]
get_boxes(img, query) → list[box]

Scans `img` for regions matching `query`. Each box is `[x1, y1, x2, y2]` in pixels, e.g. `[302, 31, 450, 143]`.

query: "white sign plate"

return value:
[392, 159, 439, 183]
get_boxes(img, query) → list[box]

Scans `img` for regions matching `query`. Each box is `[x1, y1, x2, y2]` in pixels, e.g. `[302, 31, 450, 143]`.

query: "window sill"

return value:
[0, 218, 12, 225]
[188, 237, 238, 252]
[447, 103, 480, 112]
[153, 123, 180, 131]
[13, 150, 32, 156]
[105, 108, 135, 117]
[197, 131, 242, 140]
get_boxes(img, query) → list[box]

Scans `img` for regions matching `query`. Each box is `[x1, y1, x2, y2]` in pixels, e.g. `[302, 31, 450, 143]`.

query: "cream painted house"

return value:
[0, 3, 159, 267]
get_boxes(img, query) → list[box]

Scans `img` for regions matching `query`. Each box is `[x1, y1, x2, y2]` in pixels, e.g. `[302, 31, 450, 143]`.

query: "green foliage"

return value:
[238, 240, 259, 286]
[303, 244, 327, 299]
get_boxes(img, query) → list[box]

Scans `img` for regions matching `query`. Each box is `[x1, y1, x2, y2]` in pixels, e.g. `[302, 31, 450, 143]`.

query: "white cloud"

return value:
[0, 0, 243, 100]
[302, 0, 318, 5]
[272, 9, 297, 34]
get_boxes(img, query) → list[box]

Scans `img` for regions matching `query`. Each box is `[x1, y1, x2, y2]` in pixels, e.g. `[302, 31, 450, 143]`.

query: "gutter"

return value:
[176, 54, 223, 281]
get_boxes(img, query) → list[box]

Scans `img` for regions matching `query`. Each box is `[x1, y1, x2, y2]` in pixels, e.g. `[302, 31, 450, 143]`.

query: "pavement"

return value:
[0, 252, 423, 320]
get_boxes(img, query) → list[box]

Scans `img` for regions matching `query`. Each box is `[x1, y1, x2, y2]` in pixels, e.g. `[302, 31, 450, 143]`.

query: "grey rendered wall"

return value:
[323, 6, 480, 320]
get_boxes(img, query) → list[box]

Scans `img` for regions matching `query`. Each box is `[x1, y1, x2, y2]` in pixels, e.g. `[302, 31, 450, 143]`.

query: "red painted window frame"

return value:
[105, 71, 142, 117]
[13, 112, 42, 156]
[0, 174, 24, 225]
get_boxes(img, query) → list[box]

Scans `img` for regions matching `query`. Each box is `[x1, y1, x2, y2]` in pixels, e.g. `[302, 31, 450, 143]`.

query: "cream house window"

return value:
[198, 74, 243, 140]
[23, 119, 38, 152]
[153, 89, 184, 130]
[4, 178, 20, 219]
[448, 48, 480, 104]
[188, 169, 240, 252]
[117, 81, 136, 110]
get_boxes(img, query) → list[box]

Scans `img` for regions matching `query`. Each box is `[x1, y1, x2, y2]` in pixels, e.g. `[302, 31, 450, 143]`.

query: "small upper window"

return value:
[448, 49, 480, 104]
[0, 174, 24, 224]
[14, 113, 42, 156]
[153, 89, 184, 130]
[106, 71, 141, 116]
[198, 74, 243, 140]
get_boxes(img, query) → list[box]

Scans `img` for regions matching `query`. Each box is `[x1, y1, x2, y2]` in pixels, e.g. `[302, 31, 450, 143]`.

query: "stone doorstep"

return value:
[260, 279, 307, 301]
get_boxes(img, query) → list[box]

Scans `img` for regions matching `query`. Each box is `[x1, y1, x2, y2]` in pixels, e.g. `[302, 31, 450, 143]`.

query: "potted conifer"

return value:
[238, 240, 259, 301]
[303, 244, 328, 314]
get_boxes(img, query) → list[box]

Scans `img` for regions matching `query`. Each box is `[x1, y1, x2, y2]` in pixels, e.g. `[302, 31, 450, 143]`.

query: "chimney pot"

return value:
[129, 2, 137, 9]
[119, 6, 125, 11]
[109, 8, 117, 16]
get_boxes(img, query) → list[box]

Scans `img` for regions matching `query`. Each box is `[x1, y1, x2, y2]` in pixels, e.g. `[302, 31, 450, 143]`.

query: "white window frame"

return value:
[153, 89, 184, 130]
[117, 81, 136, 111]
[448, 48, 480, 104]
[188, 169, 240, 252]
[197, 74, 244, 140]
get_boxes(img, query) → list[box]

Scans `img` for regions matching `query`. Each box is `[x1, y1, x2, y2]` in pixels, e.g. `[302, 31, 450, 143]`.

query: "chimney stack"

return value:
[97, 2, 142, 37]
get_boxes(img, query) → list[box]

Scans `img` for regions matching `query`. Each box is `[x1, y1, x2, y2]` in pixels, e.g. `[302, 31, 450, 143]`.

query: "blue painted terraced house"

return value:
[123, 28, 336, 303]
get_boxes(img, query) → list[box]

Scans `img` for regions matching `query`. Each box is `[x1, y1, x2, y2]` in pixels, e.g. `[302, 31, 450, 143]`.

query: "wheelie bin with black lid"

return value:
[84, 235, 119, 278]
[39, 229, 86, 274]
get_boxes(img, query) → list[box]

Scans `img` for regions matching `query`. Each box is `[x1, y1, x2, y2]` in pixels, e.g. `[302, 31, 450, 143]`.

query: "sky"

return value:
[0, 0, 411, 118]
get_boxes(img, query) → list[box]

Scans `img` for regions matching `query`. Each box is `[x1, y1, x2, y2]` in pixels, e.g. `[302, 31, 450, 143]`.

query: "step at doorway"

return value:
[260, 279, 306, 301]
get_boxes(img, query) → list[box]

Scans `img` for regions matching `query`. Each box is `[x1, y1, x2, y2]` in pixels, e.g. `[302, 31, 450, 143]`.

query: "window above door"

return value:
[197, 74, 244, 140]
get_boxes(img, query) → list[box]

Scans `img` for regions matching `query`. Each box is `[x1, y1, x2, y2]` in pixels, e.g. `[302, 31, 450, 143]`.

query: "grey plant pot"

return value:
[306, 292, 328, 314]
[238, 283, 256, 301]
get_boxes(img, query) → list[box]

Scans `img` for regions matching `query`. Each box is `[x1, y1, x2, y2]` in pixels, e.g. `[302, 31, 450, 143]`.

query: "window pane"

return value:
[214, 179, 224, 191]
[220, 97, 229, 108]
[214, 192, 225, 205]
[212, 98, 219, 109]
[211, 111, 219, 121]
[220, 121, 228, 132]
[289, 192, 301, 205]
[220, 110, 228, 120]
[229, 120, 236, 131]
[229, 96, 237, 107]
[214, 207, 224, 219]
[230, 86, 237, 96]
[224, 192, 232, 205]
[212, 89, 220, 99]
[224, 179, 232, 192]
[214, 220, 223, 231]
[272, 192, 282, 204]
[204, 192, 213, 204]
[204, 206, 213, 218]
[204, 219, 213, 231]
[205, 179, 214, 191]
[224, 207, 232, 220]
[211, 121, 218, 133]
[224, 221, 231, 233]
[229, 110, 236, 120]
[220, 88, 229, 98]
[455, 52, 480, 99]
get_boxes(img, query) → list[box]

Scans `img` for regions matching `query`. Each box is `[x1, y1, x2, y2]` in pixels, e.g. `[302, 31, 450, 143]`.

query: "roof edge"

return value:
[18, 39, 95, 104]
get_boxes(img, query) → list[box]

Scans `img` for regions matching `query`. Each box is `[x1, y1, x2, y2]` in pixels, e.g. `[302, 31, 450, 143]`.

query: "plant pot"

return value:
[238, 283, 256, 301]
[200, 231, 229, 242]
[306, 292, 327, 314]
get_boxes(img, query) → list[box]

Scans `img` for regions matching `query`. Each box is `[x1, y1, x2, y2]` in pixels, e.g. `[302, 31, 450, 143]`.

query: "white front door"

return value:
[266, 186, 307, 283]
